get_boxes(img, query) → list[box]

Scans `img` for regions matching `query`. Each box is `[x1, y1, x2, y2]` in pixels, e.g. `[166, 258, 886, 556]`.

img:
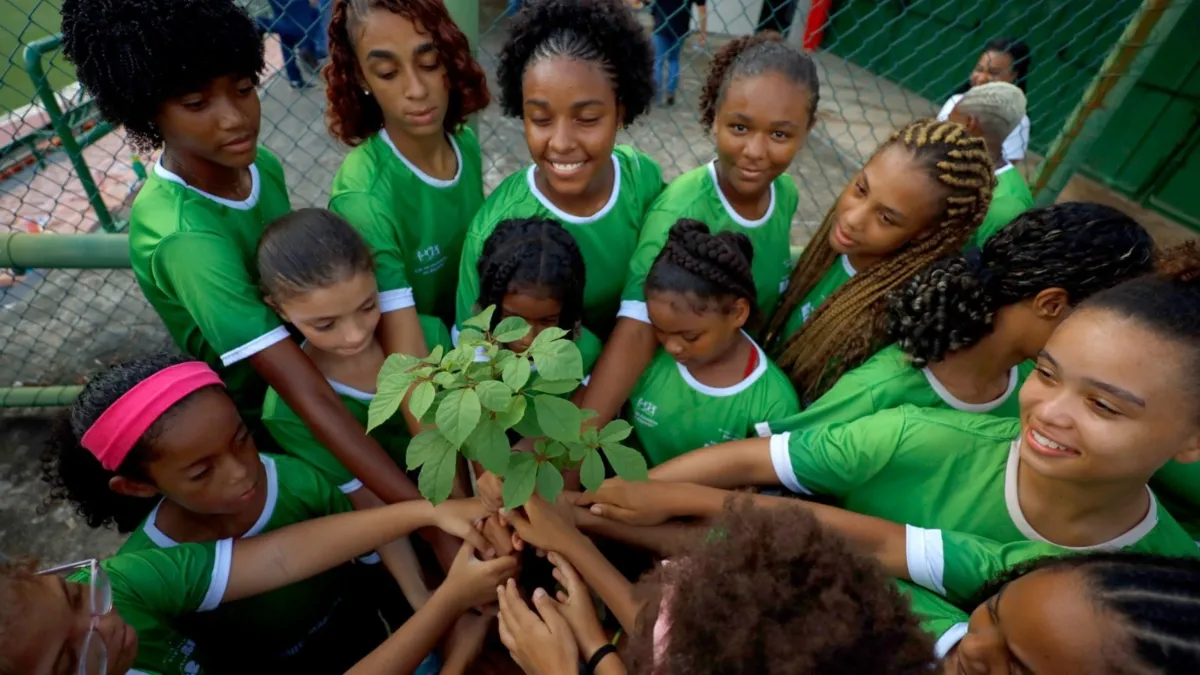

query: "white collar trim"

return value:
[707, 161, 775, 229]
[1004, 440, 1159, 550]
[839, 254, 857, 278]
[921, 365, 1019, 413]
[328, 378, 375, 401]
[994, 162, 1015, 177]
[526, 154, 621, 225]
[675, 333, 768, 397]
[380, 130, 462, 188]
[142, 455, 280, 547]
[153, 157, 260, 210]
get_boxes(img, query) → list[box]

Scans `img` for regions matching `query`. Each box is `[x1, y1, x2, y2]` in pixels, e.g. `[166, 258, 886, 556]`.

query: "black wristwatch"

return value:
[582, 644, 618, 674]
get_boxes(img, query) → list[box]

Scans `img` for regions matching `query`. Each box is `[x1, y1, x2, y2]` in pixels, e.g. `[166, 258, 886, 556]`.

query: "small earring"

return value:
[363, 88, 371, 96]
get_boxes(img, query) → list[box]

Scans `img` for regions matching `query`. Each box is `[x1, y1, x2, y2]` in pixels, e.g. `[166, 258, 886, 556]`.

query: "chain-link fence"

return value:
[0, 0, 1176, 405]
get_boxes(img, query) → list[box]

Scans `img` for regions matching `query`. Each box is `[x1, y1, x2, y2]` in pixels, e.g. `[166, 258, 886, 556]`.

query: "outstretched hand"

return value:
[431, 497, 491, 553]
[497, 579, 579, 675]
[443, 531, 521, 612]
[500, 494, 584, 555]
[575, 478, 682, 526]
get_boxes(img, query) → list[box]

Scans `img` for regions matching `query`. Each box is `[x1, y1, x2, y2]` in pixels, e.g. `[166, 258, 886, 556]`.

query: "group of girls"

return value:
[4, 0, 1198, 673]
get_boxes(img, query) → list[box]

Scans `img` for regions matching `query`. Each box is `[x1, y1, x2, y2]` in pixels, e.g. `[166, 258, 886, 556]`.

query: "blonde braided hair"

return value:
[764, 119, 995, 402]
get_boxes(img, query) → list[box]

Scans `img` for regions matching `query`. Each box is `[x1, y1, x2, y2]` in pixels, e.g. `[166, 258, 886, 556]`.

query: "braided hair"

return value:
[40, 352, 209, 533]
[699, 32, 819, 129]
[765, 119, 994, 402]
[646, 219, 760, 326]
[478, 218, 587, 334]
[60, 0, 265, 153]
[497, 0, 654, 126]
[967, 552, 1200, 673]
[887, 202, 1155, 367]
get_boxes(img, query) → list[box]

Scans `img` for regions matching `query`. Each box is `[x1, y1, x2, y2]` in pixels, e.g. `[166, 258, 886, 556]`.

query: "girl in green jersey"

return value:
[325, 0, 490, 333]
[59, 0, 426, 520]
[765, 202, 1156, 434]
[627, 220, 799, 466]
[455, 0, 664, 339]
[763, 119, 995, 404]
[582, 32, 819, 429]
[40, 353, 495, 672]
[0, 500, 515, 675]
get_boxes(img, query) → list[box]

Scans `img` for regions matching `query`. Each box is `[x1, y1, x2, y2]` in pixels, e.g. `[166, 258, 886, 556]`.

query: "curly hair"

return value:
[40, 352, 215, 533]
[887, 202, 1155, 367]
[1082, 240, 1200, 404]
[699, 33, 819, 129]
[324, 0, 490, 145]
[966, 552, 1200, 673]
[478, 218, 587, 334]
[625, 500, 934, 675]
[59, 0, 264, 153]
[764, 119, 994, 403]
[258, 208, 375, 303]
[497, 0, 654, 127]
[646, 219, 760, 327]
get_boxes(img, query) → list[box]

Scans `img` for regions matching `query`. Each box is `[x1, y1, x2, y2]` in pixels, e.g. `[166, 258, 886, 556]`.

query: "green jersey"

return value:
[780, 254, 857, 340]
[907, 523, 1200, 605]
[103, 541, 230, 675]
[764, 344, 1034, 435]
[1150, 460, 1200, 542]
[330, 128, 483, 326]
[629, 337, 799, 466]
[129, 148, 293, 419]
[972, 164, 1033, 246]
[771, 406, 1198, 552]
[261, 315, 452, 492]
[895, 580, 968, 660]
[455, 146, 664, 337]
[118, 454, 354, 663]
[617, 162, 797, 324]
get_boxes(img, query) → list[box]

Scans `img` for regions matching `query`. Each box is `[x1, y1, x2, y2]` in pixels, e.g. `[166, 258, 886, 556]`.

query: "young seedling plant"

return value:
[367, 306, 648, 508]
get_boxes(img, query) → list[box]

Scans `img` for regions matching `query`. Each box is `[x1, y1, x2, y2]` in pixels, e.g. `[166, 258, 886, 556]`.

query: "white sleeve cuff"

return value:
[769, 433, 809, 494]
[357, 552, 382, 565]
[934, 622, 969, 660]
[339, 478, 364, 494]
[379, 288, 416, 313]
[754, 421, 773, 437]
[617, 300, 651, 324]
[198, 538, 234, 611]
[906, 525, 947, 596]
[219, 326, 291, 366]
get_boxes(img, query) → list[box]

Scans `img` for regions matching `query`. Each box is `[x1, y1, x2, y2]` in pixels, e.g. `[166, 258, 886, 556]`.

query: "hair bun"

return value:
[1156, 241, 1200, 284]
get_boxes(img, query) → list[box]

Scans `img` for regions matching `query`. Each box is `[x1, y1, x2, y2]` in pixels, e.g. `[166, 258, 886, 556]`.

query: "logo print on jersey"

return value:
[415, 244, 446, 276]
[634, 398, 658, 427]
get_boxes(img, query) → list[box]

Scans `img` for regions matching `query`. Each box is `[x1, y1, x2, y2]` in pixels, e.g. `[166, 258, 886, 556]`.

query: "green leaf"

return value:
[423, 345, 445, 365]
[529, 377, 580, 395]
[378, 353, 422, 380]
[599, 419, 634, 444]
[502, 453, 538, 508]
[601, 442, 649, 482]
[457, 327, 487, 346]
[432, 371, 463, 389]
[502, 355, 531, 391]
[476, 380, 514, 412]
[462, 306, 496, 331]
[536, 462, 565, 504]
[495, 394, 527, 430]
[580, 449, 605, 492]
[418, 442, 459, 504]
[541, 441, 566, 459]
[436, 388, 482, 446]
[581, 427, 600, 446]
[531, 339, 584, 381]
[566, 442, 590, 462]
[493, 316, 531, 343]
[367, 371, 414, 432]
[406, 429, 454, 470]
[530, 326, 569, 350]
[512, 399, 543, 438]
[466, 419, 510, 475]
[409, 380, 436, 420]
[533, 395, 583, 444]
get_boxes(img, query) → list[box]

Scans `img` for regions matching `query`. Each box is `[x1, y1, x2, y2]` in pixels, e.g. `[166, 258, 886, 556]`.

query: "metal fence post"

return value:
[443, 0, 480, 136]
[1031, 0, 1186, 206]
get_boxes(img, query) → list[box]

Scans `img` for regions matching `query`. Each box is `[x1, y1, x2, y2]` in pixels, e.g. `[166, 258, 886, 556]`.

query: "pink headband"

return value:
[81, 362, 224, 471]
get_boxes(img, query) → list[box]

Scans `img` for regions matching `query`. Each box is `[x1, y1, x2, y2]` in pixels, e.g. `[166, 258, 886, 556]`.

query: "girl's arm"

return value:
[573, 508, 696, 558]
[250, 340, 421, 502]
[573, 318, 658, 426]
[648, 436, 779, 488]
[222, 497, 490, 603]
[346, 488, 432, 609]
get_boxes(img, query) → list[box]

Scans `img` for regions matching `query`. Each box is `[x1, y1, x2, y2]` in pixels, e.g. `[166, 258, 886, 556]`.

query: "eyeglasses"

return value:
[37, 559, 113, 675]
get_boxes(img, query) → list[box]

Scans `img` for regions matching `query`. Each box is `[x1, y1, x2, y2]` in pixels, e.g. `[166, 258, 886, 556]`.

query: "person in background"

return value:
[948, 82, 1034, 245]
[937, 38, 1032, 162]
[649, 0, 707, 106]
[756, 0, 797, 37]
[257, 0, 327, 89]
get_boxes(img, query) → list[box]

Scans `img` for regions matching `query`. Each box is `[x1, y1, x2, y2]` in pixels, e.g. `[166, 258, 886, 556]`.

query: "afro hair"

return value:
[60, 0, 265, 152]
[497, 0, 655, 127]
